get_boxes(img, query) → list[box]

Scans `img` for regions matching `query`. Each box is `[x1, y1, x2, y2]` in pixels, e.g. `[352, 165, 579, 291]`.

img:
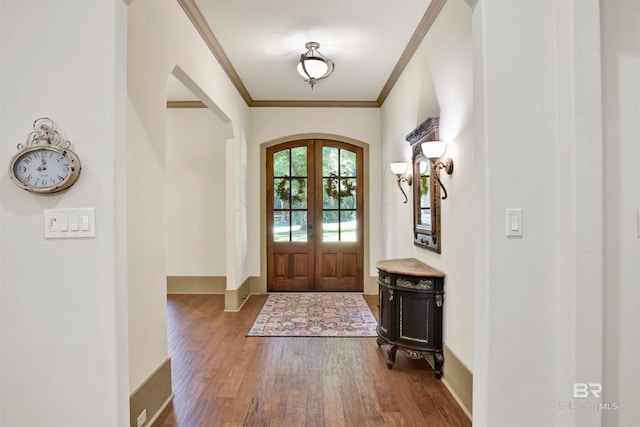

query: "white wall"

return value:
[127, 0, 249, 392]
[166, 108, 227, 276]
[249, 107, 382, 287]
[0, 1, 128, 426]
[473, 1, 605, 426]
[380, 0, 474, 370]
[602, 1, 640, 425]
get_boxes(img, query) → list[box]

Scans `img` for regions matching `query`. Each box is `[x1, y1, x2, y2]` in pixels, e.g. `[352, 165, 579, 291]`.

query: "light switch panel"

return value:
[44, 208, 96, 238]
[506, 208, 523, 237]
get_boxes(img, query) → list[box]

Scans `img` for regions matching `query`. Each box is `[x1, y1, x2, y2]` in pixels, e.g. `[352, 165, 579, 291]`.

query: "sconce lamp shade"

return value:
[421, 141, 447, 159]
[390, 162, 408, 175]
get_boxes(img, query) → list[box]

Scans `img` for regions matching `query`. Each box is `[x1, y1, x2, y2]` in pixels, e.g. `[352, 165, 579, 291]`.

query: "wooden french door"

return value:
[267, 139, 364, 291]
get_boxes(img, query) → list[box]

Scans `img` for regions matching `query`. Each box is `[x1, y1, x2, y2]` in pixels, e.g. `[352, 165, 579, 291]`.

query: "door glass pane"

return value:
[340, 150, 356, 176]
[291, 147, 307, 176]
[340, 211, 357, 242]
[322, 211, 339, 241]
[291, 211, 308, 242]
[273, 150, 290, 177]
[322, 145, 358, 242]
[339, 178, 356, 209]
[323, 177, 338, 208]
[272, 147, 308, 243]
[273, 178, 290, 209]
[291, 178, 307, 209]
[273, 211, 290, 242]
[322, 146, 339, 176]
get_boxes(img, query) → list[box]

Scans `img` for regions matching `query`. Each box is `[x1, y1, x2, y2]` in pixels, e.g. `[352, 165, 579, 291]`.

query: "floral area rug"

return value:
[247, 293, 378, 337]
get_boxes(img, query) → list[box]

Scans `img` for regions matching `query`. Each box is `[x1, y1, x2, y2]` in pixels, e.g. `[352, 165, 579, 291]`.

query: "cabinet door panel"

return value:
[378, 285, 393, 338]
[398, 292, 433, 347]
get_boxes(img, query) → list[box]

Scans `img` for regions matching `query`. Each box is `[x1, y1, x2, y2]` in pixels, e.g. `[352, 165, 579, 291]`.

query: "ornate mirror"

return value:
[406, 117, 441, 253]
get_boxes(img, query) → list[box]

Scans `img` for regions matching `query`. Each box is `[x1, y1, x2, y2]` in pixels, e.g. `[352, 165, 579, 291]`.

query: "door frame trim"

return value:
[259, 133, 371, 294]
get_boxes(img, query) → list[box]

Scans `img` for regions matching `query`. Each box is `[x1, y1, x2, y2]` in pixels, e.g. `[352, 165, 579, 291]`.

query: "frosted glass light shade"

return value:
[421, 141, 446, 159]
[297, 58, 329, 80]
[390, 162, 408, 175]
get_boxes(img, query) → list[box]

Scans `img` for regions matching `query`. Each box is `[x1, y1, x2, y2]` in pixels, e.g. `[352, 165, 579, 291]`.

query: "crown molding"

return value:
[167, 100, 208, 108]
[250, 100, 380, 108]
[376, 0, 447, 106]
[177, 0, 445, 108]
[176, 0, 253, 105]
[167, 100, 378, 109]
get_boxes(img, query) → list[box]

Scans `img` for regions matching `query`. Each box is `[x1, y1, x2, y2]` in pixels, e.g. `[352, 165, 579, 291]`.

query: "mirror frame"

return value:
[405, 117, 441, 253]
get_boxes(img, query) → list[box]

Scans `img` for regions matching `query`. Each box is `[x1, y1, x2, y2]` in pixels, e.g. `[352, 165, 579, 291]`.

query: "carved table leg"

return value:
[376, 337, 385, 347]
[434, 351, 444, 379]
[386, 345, 398, 369]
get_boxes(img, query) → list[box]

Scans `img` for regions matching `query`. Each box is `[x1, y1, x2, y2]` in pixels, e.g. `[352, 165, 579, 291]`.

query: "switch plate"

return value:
[506, 208, 523, 237]
[44, 208, 96, 238]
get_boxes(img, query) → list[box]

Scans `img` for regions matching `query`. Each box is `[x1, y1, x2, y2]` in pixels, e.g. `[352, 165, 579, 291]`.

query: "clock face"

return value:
[10, 146, 81, 194]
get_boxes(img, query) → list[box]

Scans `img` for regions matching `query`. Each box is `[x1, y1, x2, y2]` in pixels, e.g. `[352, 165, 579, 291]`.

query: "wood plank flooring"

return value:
[153, 294, 471, 427]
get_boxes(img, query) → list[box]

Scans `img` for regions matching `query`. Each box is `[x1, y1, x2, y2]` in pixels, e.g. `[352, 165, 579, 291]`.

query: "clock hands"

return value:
[37, 156, 47, 172]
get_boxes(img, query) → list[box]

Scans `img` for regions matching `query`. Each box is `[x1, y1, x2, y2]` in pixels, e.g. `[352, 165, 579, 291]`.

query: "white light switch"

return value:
[44, 208, 95, 238]
[81, 214, 90, 231]
[70, 215, 79, 231]
[506, 208, 523, 237]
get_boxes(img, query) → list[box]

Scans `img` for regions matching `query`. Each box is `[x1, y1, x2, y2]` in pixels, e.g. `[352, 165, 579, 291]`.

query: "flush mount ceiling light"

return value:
[297, 41, 334, 90]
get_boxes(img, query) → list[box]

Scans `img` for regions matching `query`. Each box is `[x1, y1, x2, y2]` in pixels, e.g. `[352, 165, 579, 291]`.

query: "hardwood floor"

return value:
[153, 294, 471, 427]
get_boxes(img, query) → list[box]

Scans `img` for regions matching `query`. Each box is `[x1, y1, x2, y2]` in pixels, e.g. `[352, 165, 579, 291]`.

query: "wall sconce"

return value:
[390, 162, 413, 203]
[421, 141, 454, 200]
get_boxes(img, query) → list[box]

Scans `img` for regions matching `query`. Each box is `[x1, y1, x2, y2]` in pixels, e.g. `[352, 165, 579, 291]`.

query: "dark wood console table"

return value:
[376, 258, 445, 379]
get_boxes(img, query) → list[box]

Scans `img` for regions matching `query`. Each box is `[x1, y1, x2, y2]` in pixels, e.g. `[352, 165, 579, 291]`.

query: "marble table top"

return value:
[376, 258, 445, 278]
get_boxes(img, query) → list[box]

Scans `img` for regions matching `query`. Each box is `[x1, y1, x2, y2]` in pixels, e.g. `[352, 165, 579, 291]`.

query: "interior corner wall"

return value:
[0, 1, 128, 426]
[380, 0, 474, 371]
[602, 0, 640, 425]
[248, 107, 383, 288]
[166, 108, 227, 276]
[127, 0, 249, 395]
[227, 128, 250, 292]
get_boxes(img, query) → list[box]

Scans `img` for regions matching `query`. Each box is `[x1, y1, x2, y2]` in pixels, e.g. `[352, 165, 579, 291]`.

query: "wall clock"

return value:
[8, 118, 81, 194]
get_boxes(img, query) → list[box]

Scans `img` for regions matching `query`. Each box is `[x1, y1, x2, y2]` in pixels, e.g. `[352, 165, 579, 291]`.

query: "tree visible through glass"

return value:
[272, 145, 357, 243]
[322, 147, 357, 242]
[273, 147, 308, 242]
